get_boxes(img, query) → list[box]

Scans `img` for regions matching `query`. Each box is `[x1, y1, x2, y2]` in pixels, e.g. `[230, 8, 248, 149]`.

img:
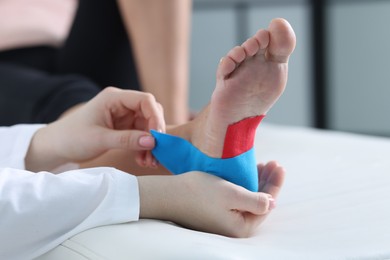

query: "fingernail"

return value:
[268, 198, 276, 210]
[139, 136, 155, 148]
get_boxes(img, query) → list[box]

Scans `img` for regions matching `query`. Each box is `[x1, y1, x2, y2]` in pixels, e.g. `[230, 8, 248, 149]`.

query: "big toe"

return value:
[267, 18, 296, 63]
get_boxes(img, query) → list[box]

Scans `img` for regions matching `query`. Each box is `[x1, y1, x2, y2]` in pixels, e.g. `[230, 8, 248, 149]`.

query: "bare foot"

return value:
[81, 19, 295, 186]
[191, 18, 296, 157]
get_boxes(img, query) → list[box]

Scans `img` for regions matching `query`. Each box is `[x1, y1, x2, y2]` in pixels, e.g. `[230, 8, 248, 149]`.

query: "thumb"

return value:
[102, 129, 156, 151]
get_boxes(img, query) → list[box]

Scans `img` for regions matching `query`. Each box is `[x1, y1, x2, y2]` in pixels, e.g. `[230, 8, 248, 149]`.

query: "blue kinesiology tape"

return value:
[150, 130, 258, 192]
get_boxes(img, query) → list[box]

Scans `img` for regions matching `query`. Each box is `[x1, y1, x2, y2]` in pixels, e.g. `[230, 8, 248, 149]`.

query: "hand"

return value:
[25, 87, 165, 171]
[138, 161, 285, 238]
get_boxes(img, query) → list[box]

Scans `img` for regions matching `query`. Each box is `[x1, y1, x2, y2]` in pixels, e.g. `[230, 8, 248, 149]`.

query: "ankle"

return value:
[222, 115, 265, 158]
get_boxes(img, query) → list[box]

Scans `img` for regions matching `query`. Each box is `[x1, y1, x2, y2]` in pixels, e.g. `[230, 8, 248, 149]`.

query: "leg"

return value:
[191, 18, 296, 157]
[82, 19, 295, 180]
[117, 0, 192, 124]
[151, 18, 296, 191]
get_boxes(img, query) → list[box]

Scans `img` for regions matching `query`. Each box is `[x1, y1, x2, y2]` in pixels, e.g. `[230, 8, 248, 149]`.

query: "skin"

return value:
[138, 162, 284, 238]
[117, 0, 191, 125]
[24, 18, 296, 238]
[80, 18, 296, 173]
[191, 18, 296, 157]
[24, 87, 284, 238]
[25, 87, 165, 172]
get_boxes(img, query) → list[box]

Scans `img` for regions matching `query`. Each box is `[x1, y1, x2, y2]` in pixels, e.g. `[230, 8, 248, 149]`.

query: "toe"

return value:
[254, 29, 270, 55]
[242, 37, 260, 56]
[267, 18, 296, 63]
[216, 46, 246, 79]
[216, 56, 236, 79]
[227, 46, 246, 63]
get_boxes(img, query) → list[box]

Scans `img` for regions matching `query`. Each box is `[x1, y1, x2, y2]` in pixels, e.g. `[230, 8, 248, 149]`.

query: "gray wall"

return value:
[328, 1, 390, 136]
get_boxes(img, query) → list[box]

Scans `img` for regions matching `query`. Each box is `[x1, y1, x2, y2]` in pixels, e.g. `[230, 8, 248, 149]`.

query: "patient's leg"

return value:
[82, 19, 295, 190]
[151, 18, 296, 191]
[191, 18, 295, 157]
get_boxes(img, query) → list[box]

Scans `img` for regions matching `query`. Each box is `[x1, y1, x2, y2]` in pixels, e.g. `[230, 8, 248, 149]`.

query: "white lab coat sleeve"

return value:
[0, 125, 140, 259]
[0, 124, 45, 169]
[0, 167, 140, 260]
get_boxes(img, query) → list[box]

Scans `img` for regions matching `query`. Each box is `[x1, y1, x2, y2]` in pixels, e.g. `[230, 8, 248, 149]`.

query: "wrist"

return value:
[25, 124, 68, 172]
[138, 175, 178, 221]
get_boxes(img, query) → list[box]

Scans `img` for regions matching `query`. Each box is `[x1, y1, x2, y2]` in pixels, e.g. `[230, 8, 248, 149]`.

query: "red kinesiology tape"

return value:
[221, 115, 265, 159]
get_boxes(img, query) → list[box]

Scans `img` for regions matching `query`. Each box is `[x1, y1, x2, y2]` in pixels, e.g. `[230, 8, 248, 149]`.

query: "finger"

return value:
[258, 161, 277, 191]
[101, 87, 166, 132]
[258, 162, 285, 199]
[143, 151, 153, 168]
[136, 151, 147, 167]
[229, 186, 273, 215]
[156, 102, 165, 132]
[133, 93, 165, 132]
[101, 129, 156, 151]
[144, 151, 158, 168]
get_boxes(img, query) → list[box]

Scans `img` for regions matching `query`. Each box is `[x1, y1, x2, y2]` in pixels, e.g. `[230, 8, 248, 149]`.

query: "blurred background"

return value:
[189, 0, 390, 137]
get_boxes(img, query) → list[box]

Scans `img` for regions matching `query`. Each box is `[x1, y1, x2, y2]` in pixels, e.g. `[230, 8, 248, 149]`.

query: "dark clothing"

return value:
[0, 0, 140, 125]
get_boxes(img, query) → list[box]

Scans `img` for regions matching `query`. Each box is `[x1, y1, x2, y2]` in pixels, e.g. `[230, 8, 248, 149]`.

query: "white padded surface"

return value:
[38, 125, 390, 259]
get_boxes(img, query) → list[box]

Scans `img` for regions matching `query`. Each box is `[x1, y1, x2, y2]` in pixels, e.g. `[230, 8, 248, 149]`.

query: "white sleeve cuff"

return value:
[0, 124, 45, 169]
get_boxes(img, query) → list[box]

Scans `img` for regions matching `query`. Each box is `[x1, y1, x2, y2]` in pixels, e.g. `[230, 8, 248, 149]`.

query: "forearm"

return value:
[117, 0, 192, 124]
